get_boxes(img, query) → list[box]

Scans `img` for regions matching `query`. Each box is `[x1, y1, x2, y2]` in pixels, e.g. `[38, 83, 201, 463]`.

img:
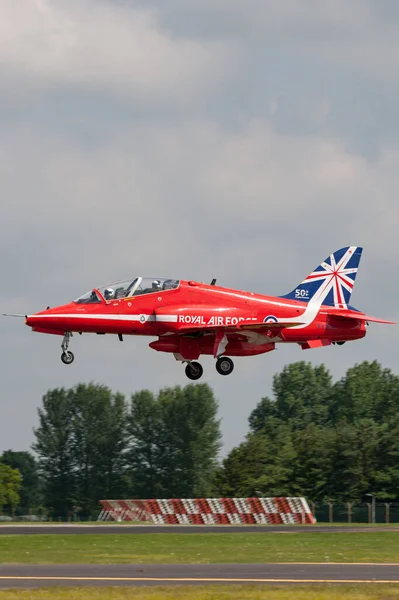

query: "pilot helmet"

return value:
[152, 279, 162, 290]
[104, 288, 114, 299]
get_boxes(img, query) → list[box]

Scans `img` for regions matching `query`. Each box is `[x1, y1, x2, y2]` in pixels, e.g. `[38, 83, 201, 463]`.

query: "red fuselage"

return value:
[18, 246, 394, 379]
[26, 279, 366, 360]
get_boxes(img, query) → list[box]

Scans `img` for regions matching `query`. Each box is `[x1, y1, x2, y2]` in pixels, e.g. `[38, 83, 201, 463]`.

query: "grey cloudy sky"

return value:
[1, 0, 398, 458]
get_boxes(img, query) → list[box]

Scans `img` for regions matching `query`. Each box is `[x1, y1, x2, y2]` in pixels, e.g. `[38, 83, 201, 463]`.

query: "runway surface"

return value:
[0, 563, 399, 587]
[1, 526, 398, 588]
[1, 524, 398, 535]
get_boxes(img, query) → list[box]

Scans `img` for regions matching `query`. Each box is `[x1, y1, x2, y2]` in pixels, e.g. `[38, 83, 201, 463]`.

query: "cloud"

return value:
[0, 0, 235, 106]
[1, 116, 397, 313]
[138, 0, 399, 83]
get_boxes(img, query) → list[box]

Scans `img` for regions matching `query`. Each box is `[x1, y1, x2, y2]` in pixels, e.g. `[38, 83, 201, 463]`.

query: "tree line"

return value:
[1, 382, 221, 518]
[215, 360, 399, 502]
[1, 360, 399, 518]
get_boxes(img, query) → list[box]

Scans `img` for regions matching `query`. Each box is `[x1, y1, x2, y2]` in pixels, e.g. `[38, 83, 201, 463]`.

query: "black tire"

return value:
[185, 361, 203, 380]
[61, 351, 75, 365]
[216, 356, 234, 375]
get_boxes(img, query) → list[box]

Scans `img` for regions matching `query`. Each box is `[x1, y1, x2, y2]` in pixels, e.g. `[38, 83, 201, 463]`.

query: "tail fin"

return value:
[280, 246, 363, 308]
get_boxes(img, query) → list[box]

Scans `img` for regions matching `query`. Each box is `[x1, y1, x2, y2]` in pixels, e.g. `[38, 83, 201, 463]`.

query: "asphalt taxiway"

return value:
[1, 524, 398, 535]
[0, 563, 399, 588]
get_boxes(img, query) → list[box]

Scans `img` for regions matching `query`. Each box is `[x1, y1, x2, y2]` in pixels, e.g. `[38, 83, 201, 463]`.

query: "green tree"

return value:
[326, 421, 364, 501]
[129, 390, 163, 498]
[249, 361, 333, 434]
[215, 359, 399, 504]
[354, 419, 386, 497]
[33, 384, 129, 518]
[373, 414, 399, 500]
[289, 424, 334, 501]
[330, 360, 399, 424]
[0, 463, 22, 513]
[32, 388, 75, 518]
[214, 425, 295, 497]
[1, 450, 42, 514]
[129, 383, 221, 497]
[70, 383, 128, 516]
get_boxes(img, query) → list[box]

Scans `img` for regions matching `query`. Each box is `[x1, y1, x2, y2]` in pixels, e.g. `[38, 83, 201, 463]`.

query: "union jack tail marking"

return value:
[281, 246, 363, 309]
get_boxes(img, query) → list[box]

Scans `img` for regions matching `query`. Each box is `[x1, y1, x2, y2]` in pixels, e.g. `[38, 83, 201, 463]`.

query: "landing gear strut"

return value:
[185, 361, 203, 380]
[216, 356, 234, 376]
[61, 332, 74, 365]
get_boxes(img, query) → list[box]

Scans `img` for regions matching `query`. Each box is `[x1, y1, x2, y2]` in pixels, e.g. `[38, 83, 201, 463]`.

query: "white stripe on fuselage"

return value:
[28, 314, 178, 323]
[27, 304, 316, 330]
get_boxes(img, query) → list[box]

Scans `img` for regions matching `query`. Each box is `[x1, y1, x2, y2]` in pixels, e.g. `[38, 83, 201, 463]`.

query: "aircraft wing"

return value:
[176, 320, 304, 332]
[237, 321, 304, 329]
[155, 306, 304, 333]
[154, 306, 305, 359]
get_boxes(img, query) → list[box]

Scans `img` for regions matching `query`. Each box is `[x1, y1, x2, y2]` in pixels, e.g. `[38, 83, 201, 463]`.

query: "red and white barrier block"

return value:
[98, 497, 316, 524]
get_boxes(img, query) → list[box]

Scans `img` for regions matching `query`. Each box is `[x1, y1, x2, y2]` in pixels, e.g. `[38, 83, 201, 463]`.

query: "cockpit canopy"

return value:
[75, 277, 179, 304]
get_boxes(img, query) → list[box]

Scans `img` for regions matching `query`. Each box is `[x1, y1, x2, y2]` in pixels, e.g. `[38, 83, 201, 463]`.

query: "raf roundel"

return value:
[264, 315, 278, 324]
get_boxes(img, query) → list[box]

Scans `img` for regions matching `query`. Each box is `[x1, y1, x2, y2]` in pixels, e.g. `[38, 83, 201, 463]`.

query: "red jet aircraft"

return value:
[5, 246, 395, 380]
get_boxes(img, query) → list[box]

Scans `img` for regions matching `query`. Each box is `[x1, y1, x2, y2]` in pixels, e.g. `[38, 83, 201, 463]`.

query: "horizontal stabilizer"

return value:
[356, 315, 396, 324]
[323, 310, 396, 324]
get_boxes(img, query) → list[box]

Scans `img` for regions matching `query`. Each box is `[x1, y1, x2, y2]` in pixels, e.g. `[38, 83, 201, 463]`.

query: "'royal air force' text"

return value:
[178, 315, 256, 326]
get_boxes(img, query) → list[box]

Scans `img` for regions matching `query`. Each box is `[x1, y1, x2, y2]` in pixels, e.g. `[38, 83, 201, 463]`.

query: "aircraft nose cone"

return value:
[25, 311, 48, 327]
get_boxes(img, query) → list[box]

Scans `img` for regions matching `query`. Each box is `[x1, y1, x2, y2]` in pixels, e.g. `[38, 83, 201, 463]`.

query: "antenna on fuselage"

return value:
[210, 279, 217, 285]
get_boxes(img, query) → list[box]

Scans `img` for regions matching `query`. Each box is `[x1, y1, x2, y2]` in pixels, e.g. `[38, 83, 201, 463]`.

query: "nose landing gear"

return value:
[185, 361, 203, 380]
[61, 332, 74, 364]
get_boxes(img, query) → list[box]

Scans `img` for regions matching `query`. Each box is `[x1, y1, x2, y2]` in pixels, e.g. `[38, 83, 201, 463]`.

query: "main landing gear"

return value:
[215, 356, 234, 375]
[61, 332, 74, 365]
[184, 356, 235, 380]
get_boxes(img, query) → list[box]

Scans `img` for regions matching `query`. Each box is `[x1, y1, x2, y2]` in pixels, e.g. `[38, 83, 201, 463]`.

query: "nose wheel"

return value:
[61, 351, 75, 364]
[60, 332, 74, 365]
[185, 361, 203, 380]
[216, 356, 234, 375]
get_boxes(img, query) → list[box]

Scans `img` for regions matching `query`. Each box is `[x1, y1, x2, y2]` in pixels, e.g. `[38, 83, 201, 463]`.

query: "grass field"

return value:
[1, 585, 399, 599]
[1, 530, 399, 598]
[0, 532, 399, 564]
